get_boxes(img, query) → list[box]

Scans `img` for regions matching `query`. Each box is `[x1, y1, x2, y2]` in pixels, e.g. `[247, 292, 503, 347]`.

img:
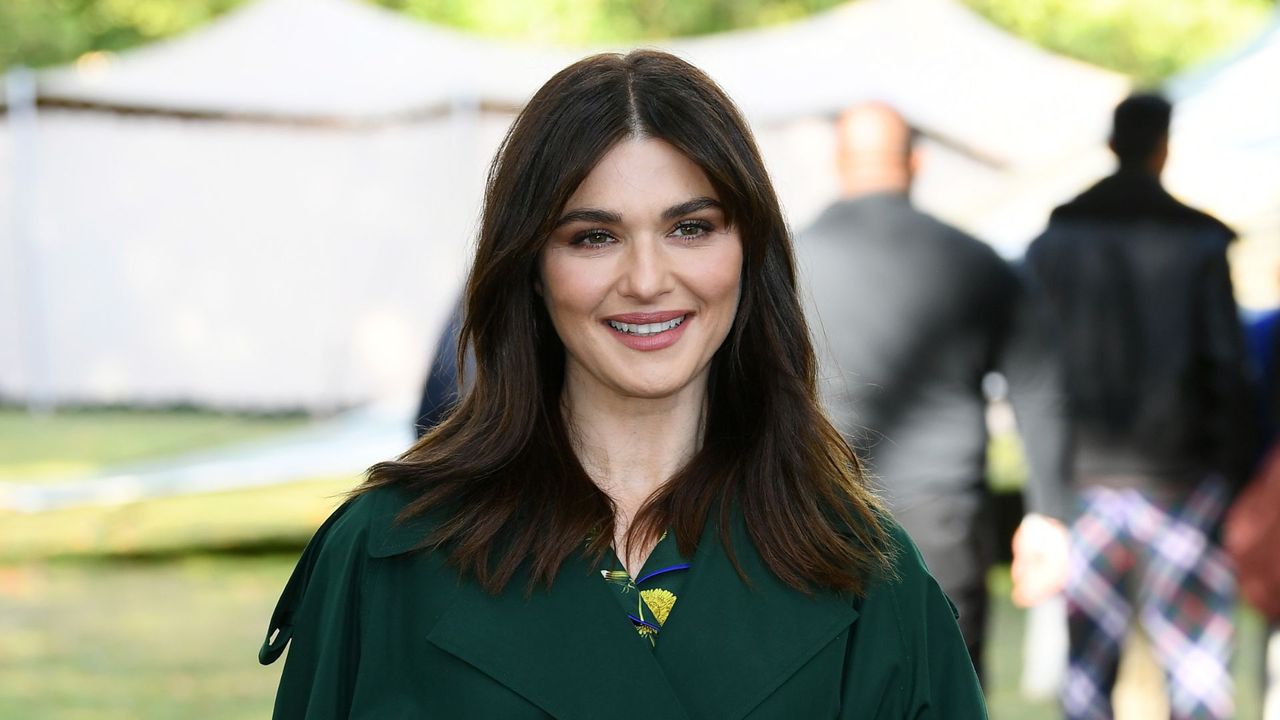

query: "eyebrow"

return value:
[552, 196, 723, 229]
[552, 208, 621, 228]
[662, 196, 721, 220]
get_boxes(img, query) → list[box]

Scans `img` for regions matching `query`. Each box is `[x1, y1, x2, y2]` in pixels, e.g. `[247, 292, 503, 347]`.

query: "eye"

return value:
[571, 229, 615, 247]
[671, 220, 713, 239]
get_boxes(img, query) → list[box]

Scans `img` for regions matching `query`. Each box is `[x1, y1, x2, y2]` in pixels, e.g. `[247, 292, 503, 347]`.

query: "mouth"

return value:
[605, 315, 687, 336]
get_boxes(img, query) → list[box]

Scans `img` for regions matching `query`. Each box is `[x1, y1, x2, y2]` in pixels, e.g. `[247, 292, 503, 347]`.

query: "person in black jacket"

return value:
[1025, 92, 1256, 720]
[414, 299, 465, 437]
[797, 103, 1073, 684]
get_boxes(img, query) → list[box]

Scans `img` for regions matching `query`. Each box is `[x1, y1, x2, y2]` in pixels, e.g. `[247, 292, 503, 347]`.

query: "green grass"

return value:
[986, 430, 1029, 494]
[0, 554, 292, 720]
[4, 557, 1259, 719]
[983, 568, 1265, 719]
[0, 407, 358, 562]
[0, 407, 307, 481]
[0, 477, 360, 562]
[0, 412, 1267, 717]
[984, 569, 1058, 717]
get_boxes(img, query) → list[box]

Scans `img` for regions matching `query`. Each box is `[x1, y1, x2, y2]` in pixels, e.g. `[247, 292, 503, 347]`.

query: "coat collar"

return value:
[366, 487, 861, 720]
[651, 508, 862, 719]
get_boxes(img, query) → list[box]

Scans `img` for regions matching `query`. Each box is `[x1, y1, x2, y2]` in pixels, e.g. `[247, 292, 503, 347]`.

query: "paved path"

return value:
[0, 404, 415, 513]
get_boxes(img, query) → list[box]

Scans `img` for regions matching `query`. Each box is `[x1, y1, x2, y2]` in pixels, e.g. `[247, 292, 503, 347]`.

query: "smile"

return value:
[606, 316, 686, 336]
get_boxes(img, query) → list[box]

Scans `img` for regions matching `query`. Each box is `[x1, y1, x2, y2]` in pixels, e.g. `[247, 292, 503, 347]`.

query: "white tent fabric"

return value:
[28, 0, 1127, 166]
[675, 0, 1127, 166]
[32, 0, 570, 118]
[1165, 14, 1280, 307]
[0, 0, 1130, 410]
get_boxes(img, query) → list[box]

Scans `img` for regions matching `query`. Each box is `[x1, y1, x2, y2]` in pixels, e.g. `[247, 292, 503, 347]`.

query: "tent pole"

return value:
[6, 66, 54, 415]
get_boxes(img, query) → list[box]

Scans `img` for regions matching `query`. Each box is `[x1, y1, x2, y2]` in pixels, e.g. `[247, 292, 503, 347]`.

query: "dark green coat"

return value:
[260, 486, 987, 718]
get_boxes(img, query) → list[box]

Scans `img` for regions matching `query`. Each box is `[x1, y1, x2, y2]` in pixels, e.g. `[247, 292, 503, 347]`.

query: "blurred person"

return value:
[796, 102, 1073, 684]
[1025, 92, 1256, 720]
[260, 51, 987, 718]
[413, 298, 464, 437]
[1240, 304, 1280, 719]
[1244, 305, 1280, 446]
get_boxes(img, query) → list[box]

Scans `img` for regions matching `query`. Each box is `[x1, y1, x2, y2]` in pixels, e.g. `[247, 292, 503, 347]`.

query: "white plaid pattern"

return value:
[1063, 477, 1235, 720]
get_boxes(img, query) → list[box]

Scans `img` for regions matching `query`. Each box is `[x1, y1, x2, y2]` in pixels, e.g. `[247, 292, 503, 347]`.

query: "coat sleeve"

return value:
[259, 499, 368, 719]
[996, 262, 1074, 522]
[1198, 245, 1259, 487]
[847, 524, 989, 719]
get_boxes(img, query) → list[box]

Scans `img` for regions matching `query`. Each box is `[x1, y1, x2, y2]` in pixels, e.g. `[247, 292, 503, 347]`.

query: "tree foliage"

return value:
[374, 0, 845, 45]
[0, 0, 246, 71]
[960, 0, 1275, 86]
[0, 0, 1274, 83]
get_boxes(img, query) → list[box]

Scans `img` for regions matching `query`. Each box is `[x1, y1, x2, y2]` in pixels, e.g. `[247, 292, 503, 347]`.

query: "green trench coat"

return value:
[259, 486, 987, 719]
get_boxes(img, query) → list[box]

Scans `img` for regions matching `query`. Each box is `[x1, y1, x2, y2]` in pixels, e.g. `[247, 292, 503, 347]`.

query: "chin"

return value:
[609, 375, 695, 400]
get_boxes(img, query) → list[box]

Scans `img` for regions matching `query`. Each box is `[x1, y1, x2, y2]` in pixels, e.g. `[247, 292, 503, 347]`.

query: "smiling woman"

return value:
[259, 50, 987, 719]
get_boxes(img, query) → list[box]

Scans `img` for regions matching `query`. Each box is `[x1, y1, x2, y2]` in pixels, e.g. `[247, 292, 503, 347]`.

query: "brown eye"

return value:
[572, 230, 615, 247]
[671, 220, 712, 239]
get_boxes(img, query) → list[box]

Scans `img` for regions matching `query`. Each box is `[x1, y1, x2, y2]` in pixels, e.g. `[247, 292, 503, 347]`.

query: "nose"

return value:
[617, 236, 674, 302]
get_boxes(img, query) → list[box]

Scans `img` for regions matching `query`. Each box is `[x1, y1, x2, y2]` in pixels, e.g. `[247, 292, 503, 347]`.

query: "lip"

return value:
[603, 310, 692, 324]
[602, 311, 693, 352]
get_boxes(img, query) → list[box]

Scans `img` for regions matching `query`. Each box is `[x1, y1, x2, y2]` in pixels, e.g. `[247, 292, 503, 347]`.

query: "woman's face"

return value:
[539, 137, 743, 402]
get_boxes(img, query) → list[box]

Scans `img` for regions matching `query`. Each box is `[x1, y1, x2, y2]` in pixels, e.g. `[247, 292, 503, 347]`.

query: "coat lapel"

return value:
[424, 550, 693, 720]
[653, 507, 861, 720]
[366, 486, 690, 720]
[366, 487, 858, 720]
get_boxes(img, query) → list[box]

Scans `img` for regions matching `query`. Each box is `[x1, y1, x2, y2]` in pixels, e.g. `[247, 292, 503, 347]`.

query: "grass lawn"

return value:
[0, 555, 1050, 719]
[5, 554, 1260, 719]
[0, 477, 359, 562]
[0, 554, 292, 720]
[0, 409, 363, 716]
[0, 410, 1266, 717]
[0, 407, 357, 561]
[0, 407, 307, 481]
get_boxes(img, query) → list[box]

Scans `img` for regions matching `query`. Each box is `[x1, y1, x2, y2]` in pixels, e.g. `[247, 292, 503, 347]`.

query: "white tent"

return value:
[31, 0, 568, 118]
[0, 0, 1128, 411]
[1165, 13, 1280, 308]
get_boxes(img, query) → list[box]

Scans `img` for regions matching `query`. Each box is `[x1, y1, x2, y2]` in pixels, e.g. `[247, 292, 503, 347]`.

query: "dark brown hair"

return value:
[360, 50, 892, 595]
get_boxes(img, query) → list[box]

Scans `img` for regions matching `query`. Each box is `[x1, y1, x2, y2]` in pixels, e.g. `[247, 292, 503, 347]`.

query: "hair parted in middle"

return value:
[361, 49, 893, 596]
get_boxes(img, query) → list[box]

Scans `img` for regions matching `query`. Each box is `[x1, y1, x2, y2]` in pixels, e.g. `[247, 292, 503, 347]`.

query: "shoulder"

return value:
[842, 515, 954, 620]
[877, 520, 949, 607]
[845, 518, 988, 715]
[258, 484, 436, 665]
[291, 483, 426, 561]
[860, 518, 963, 650]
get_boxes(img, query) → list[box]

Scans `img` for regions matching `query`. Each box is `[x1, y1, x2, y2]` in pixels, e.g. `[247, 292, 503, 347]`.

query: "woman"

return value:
[260, 50, 986, 719]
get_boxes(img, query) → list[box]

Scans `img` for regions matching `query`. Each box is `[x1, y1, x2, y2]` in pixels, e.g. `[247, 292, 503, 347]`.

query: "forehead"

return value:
[564, 138, 717, 211]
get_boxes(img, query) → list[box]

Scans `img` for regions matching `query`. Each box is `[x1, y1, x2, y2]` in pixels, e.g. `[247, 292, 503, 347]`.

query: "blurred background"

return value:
[0, 0, 1276, 717]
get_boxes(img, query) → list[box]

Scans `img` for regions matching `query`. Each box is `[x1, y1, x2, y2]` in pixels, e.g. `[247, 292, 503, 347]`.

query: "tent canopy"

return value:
[0, 0, 1138, 410]
[22, 0, 1126, 167]
[1164, 12, 1280, 306]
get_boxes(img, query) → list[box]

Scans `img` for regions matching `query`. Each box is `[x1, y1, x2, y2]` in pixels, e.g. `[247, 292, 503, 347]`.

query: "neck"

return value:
[838, 171, 910, 199]
[561, 364, 708, 571]
[1117, 161, 1156, 176]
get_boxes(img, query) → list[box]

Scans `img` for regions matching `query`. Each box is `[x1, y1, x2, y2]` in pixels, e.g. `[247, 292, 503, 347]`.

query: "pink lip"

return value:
[603, 310, 691, 324]
[602, 311, 694, 352]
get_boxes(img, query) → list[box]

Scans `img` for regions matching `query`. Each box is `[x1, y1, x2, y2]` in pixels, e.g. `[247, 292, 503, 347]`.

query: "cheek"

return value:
[540, 254, 606, 320]
[703, 243, 744, 315]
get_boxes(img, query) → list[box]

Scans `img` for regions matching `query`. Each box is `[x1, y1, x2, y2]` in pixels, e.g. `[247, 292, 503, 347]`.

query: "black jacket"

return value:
[1025, 169, 1255, 492]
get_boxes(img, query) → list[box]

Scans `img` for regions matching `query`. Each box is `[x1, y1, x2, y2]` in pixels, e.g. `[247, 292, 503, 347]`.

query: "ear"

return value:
[908, 147, 923, 179]
[1150, 133, 1169, 176]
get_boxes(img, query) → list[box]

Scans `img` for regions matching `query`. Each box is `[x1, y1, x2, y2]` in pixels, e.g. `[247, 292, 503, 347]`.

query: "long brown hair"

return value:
[361, 50, 892, 595]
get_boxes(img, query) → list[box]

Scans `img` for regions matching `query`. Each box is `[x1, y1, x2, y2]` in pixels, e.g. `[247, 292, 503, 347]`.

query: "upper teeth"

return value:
[608, 316, 685, 335]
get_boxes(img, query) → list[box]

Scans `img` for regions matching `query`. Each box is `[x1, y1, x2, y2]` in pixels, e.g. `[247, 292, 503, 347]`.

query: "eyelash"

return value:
[672, 220, 714, 240]
[568, 220, 715, 247]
